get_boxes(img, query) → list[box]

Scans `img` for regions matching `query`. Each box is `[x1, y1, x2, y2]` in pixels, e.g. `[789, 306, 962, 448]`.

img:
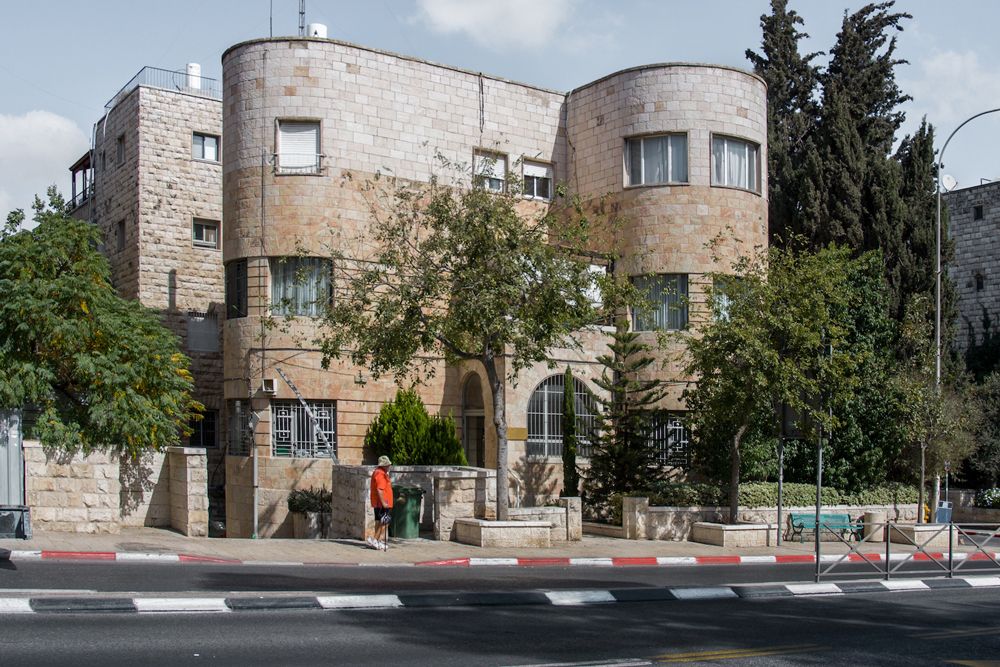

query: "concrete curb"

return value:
[4, 549, 1000, 568]
[2, 576, 998, 615]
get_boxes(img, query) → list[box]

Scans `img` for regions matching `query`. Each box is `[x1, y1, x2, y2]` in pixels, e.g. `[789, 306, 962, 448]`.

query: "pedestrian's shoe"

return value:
[366, 537, 378, 549]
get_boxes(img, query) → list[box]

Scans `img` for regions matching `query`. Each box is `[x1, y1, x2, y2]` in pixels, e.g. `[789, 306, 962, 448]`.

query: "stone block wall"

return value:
[943, 182, 1000, 352]
[225, 453, 335, 538]
[23, 440, 208, 535]
[168, 447, 209, 537]
[621, 500, 921, 541]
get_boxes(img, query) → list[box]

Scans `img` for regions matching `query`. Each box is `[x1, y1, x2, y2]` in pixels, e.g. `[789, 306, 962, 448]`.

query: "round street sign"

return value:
[944, 460, 951, 471]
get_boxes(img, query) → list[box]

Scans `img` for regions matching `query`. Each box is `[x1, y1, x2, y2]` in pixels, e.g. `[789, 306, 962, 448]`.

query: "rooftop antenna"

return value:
[299, 0, 305, 36]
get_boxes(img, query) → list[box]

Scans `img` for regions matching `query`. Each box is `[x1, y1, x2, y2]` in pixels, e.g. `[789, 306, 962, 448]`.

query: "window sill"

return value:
[275, 171, 324, 177]
[623, 182, 690, 191]
[193, 243, 220, 250]
[710, 183, 762, 196]
[191, 158, 221, 165]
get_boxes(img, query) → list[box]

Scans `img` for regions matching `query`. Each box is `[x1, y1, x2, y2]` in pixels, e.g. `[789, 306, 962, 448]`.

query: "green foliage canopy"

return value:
[364, 388, 467, 466]
[0, 190, 200, 456]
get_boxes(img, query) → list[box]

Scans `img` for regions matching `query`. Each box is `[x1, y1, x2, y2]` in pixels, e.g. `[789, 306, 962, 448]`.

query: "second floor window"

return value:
[277, 121, 321, 174]
[193, 219, 219, 249]
[626, 134, 688, 186]
[271, 257, 331, 317]
[523, 162, 553, 200]
[633, 273, 688, 331]
[474, 150, 506, 192]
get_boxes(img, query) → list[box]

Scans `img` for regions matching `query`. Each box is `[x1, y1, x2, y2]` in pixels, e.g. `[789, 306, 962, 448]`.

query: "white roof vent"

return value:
[307, 23, 327, 38]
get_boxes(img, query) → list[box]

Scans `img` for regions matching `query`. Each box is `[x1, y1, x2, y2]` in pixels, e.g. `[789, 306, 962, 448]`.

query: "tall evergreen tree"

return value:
[582, 323, 668, 511]
[745, 0, 821, 247]
[560, 365, 580, 497]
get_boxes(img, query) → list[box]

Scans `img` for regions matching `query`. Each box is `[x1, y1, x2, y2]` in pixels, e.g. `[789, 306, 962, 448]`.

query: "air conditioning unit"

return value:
[261, 378, 277, 394]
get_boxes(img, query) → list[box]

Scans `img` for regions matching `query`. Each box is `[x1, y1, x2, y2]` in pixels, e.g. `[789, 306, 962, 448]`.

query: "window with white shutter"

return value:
[474, 150, 506, 192]
[277, 121, 321, 174]
[523, 161, 553, 200]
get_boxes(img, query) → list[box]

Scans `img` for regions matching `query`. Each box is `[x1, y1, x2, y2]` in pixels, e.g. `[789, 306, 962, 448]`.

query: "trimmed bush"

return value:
[365, 388, 468, 466]
[287, 486, 332, 514]
[977, 488, 1000, 509]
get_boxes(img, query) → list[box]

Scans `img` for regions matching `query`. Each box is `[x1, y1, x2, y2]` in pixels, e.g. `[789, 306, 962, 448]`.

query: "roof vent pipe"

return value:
[186, 63, 202, 90]
[307, 23, 327, 38]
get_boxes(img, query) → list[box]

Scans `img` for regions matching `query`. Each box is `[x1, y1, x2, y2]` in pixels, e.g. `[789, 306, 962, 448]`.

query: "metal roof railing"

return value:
[105, 66, 221, 112]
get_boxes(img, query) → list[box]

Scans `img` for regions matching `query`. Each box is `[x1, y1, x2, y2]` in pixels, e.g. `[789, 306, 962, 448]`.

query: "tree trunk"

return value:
[482, 340, 509, 521]
[729, 420, 749, 525]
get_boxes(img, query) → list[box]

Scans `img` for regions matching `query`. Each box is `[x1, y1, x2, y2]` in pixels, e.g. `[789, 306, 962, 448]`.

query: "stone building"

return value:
[55, 35, 767, 537]
[944, 182, 1000, 352]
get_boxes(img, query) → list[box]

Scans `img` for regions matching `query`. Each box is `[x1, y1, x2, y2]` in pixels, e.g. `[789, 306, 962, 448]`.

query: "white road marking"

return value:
[0, 599, 34, 614]
[880, 579, 930, 591]
[545, 590, 617, 605]
[116, 553, 180, 563]
[316, 594, 403, 609]
[785, 583, 843, 596]
[469, 558, 519, 566]
[569, 558, 614, 567]
[963, 576, 1000, 587]
[134, 598, 230, 613]
[669, 587, 739, 600]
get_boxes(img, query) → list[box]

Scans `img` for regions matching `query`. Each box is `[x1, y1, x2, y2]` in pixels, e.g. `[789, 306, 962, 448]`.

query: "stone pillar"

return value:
[558, 497, 583, 541]
[623, 497, 649, 540]
[167, 447, 208, 537]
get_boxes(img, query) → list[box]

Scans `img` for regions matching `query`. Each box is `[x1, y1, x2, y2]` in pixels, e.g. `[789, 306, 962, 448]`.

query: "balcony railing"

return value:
[105, 66, 221, 112]
[68, 183, 94, 211]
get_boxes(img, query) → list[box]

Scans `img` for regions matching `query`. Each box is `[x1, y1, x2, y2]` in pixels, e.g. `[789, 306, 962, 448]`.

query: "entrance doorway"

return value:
[462, 375, 486, 467]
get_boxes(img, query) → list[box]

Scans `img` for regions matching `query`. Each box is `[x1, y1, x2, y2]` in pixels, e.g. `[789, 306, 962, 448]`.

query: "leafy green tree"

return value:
[965, 308, 1000, 383]
[319, 159, 627, 519]
[560, 365, 580, 497]
[678, 239, 868, 523]
[970, 373, 1000, 488]
[582, 322, 668, 512]
[0, 189, 200, 456]
[364, 388, 467, 466]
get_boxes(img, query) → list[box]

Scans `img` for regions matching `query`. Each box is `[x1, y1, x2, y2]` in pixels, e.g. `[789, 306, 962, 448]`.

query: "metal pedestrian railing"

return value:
[105, 66, 221, 112]
[814, 521, 1000, 582]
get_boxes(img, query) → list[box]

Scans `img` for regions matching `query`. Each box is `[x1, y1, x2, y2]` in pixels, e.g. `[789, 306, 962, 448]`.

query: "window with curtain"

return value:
[193, 133, 219, 162]
[626, 134, 687, 186]
[632, 274, 688, 331]
[711, 135, 760, 192]
[226, 259, 247, 319]
[187, 311, 219, 352]
[277, 120, 321, 174]
[270, 257, 331, 317]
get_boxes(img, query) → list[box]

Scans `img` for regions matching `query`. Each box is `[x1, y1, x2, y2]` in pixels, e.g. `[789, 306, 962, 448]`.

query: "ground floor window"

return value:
[526, 375, 597, 458]
[650, 412, 689, 467]
[271, 400, 337, 459]
[189, 409, 218, 448]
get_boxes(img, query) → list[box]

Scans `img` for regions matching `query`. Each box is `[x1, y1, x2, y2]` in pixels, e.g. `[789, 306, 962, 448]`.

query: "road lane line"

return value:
[668, 587, 738, 600]
[545, 590, 616, 605]
[785, 583, 843, 596]
[652, 644, 830, 662]
[962, 576, 1000, 587]
[880, 579, 931, 591]
[0, 599, 34, 614]
[134, 598, 229, 613]
[316, 594, 402, 609]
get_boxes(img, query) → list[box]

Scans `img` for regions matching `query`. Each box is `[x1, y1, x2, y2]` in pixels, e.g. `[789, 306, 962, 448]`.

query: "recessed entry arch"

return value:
[462, 373, 486, 467]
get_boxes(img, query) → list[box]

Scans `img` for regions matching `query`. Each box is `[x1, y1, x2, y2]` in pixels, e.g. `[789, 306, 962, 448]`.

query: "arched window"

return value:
[526, 375, 597, 458]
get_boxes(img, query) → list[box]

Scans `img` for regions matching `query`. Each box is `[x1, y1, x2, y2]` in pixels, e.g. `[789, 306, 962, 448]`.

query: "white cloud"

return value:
[0, 110, 90, 224]
[902, 50, 1000, 127]
[414, 0, 585, 51]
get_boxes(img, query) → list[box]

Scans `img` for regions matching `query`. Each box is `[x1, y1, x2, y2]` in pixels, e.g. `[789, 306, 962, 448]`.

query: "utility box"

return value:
[0, 505, 31, 539]
[935, 500, 953, 524]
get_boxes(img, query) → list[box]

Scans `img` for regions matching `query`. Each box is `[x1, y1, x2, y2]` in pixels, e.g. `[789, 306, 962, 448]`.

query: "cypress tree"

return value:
[560, 365, 580, 497]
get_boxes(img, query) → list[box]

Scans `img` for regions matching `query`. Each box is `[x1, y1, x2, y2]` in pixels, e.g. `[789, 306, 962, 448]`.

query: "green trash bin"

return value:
[389, 486, 424, 539]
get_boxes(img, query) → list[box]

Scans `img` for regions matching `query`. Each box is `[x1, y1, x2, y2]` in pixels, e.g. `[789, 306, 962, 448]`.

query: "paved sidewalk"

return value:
[3, 527, 997, 566]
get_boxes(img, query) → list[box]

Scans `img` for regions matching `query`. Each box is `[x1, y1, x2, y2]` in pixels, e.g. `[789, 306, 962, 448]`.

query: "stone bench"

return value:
[690, 522, 777, 547]
[452, 518, 552, 548]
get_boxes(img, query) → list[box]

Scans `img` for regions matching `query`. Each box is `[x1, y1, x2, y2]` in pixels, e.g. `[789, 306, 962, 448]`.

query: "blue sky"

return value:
[3, 0, 1000, 219]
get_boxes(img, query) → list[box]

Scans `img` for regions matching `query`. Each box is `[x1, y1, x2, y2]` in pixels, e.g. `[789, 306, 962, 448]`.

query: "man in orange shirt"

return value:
[368, 456, 393, 550]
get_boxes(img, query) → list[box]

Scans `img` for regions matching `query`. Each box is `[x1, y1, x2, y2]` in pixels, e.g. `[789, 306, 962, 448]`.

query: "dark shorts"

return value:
[374, 507, 392, 522]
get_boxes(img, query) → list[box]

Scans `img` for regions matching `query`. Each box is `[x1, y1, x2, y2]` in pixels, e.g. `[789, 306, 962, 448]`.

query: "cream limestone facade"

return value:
[57, 38, 765, 537]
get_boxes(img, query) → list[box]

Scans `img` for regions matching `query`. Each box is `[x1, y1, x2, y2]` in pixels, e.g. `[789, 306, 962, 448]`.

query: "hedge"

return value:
[978, 488, 1000, 509]
[607, 482, 919, 525]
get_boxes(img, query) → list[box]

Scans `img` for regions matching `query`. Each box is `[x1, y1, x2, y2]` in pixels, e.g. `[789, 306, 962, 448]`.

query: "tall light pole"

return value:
[936, 108, 1000, 386]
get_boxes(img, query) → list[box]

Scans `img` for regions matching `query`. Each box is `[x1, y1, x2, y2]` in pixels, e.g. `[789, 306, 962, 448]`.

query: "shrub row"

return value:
[977, 488, 1000, 509]
[287, 486, 333, 514]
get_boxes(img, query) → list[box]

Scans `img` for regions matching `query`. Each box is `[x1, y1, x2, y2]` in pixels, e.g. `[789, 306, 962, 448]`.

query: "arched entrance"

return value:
[462, 374, 486, 467]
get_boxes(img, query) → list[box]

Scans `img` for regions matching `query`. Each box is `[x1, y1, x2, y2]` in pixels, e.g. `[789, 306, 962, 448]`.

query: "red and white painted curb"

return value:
[4, 550, 999, 567]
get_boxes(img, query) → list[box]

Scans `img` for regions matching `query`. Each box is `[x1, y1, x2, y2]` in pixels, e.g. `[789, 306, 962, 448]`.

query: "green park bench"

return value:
[788, 512, 862, 543]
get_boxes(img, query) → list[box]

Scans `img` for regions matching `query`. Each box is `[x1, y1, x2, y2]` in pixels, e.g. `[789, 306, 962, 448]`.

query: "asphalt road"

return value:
[2, 587, 999, 666]
[5, 559, 998, 595]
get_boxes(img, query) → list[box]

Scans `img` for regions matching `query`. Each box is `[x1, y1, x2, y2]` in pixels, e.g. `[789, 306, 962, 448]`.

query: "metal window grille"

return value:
[189, 410, 217, 448]
[526, 375, 596, 458]
[650, 413, 690, 467]
[271, 400, 337, 459]
[228, 400, 252, 456]
[226, 260, 247, 319]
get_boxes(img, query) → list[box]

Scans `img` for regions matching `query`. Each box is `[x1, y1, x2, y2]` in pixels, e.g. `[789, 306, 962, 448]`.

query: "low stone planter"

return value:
[292, 512, 327, 539]
[889, 523, 952, 549]
[690, 522, 777, 547]
[452, 518, 551, 548]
